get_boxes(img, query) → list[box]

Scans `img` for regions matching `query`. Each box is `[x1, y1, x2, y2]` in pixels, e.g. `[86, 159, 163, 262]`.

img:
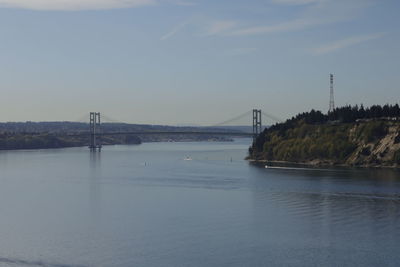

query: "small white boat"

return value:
[184, 157, 192, 161]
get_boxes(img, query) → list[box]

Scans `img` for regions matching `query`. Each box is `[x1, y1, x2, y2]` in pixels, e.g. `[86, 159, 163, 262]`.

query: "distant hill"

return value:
[0, 121, 239, 150]
[0, 121, 245, 134]
[249, 105, 400, 168]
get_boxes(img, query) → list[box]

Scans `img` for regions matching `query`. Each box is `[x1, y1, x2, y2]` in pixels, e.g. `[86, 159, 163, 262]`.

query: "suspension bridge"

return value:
[71, 109, 282, 150]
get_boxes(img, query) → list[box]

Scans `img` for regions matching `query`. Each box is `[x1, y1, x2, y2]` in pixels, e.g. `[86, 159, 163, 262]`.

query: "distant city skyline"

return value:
[0, 0, 399, 125]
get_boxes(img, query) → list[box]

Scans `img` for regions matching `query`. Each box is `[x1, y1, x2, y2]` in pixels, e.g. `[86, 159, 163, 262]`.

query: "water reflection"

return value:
[249, 163, 400, 262]
[89, 150, 102, 223]
[89, 150, 101, 171]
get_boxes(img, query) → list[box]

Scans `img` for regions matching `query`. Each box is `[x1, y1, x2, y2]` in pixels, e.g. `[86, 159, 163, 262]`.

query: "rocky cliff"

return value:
[249, 119, 400, 168]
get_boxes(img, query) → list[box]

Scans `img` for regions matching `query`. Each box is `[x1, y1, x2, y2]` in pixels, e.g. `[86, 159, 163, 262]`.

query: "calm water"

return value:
[0, 139, 399, 267]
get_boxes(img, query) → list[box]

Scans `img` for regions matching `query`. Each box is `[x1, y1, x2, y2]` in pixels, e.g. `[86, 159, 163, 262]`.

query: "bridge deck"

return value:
[68, 131, 253, 137]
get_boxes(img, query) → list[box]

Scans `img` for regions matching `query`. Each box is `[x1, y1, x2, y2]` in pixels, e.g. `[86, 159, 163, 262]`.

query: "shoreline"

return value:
[0, 139, 237, 152]
[247, 158, 400, 169]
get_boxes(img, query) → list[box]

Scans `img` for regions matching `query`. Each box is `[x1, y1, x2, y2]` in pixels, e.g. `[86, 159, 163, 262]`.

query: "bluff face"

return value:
[249, 119, 400, 168]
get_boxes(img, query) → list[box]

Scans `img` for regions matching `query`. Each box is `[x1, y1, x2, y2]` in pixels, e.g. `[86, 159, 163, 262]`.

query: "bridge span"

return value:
[87, 109, 276, 150]
[82, 131, 253, 137]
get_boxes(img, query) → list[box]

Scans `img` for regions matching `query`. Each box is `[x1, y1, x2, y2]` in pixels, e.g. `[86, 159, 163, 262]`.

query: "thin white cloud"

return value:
[230, 18, 320, 36]
[271, 0, 321, 5]
[171, 0, 196, 6]
[0, 0, 157, 10]
[160, 21, 189, 40]
[205, 20, 237, 36]
[227, 0, 374, 37]
[313, 32, 385, 55]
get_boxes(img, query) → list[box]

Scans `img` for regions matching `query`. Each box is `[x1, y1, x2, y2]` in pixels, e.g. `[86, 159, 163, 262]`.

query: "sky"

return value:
[0, 0, 399, 125]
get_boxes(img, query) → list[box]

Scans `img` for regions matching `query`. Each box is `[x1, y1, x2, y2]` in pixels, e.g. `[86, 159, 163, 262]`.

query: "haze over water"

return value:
[0, 139, 399, 266]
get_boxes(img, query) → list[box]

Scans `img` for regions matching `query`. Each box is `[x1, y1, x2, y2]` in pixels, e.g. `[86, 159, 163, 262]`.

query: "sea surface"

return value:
[0, 139, 399, 267]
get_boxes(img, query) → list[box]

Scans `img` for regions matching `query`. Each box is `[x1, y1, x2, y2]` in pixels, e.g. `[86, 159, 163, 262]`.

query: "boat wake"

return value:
[265, 165, 334, 172]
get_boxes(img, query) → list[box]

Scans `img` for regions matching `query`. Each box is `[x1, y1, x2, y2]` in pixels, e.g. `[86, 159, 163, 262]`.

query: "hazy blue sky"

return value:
[0, 0, 399, 125]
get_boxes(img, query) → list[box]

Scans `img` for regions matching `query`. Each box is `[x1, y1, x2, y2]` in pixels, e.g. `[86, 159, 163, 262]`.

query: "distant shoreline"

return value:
[0, 138, 236, 152]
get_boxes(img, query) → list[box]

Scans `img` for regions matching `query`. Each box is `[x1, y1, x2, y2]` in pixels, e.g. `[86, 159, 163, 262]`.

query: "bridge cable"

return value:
[101, 114, 126, 124]
[72, 113, 90, 123]
[208, 110, 252, 127]
[261, 111, 283, 123]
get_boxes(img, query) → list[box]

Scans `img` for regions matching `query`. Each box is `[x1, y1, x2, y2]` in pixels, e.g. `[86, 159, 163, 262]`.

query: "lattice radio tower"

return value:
[329, 74, 335, 113]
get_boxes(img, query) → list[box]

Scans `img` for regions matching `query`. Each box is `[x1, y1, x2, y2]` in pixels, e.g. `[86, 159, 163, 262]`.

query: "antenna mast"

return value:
[329, 74, 335, 112]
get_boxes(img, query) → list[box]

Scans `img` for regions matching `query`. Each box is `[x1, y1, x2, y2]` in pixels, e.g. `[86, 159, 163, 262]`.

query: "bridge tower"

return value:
[89, 112, 102, 150]
[252, 109, 262, 141]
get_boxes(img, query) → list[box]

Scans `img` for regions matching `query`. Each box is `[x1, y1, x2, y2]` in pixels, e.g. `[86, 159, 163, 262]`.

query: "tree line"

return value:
[268, 104, 400, 134]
